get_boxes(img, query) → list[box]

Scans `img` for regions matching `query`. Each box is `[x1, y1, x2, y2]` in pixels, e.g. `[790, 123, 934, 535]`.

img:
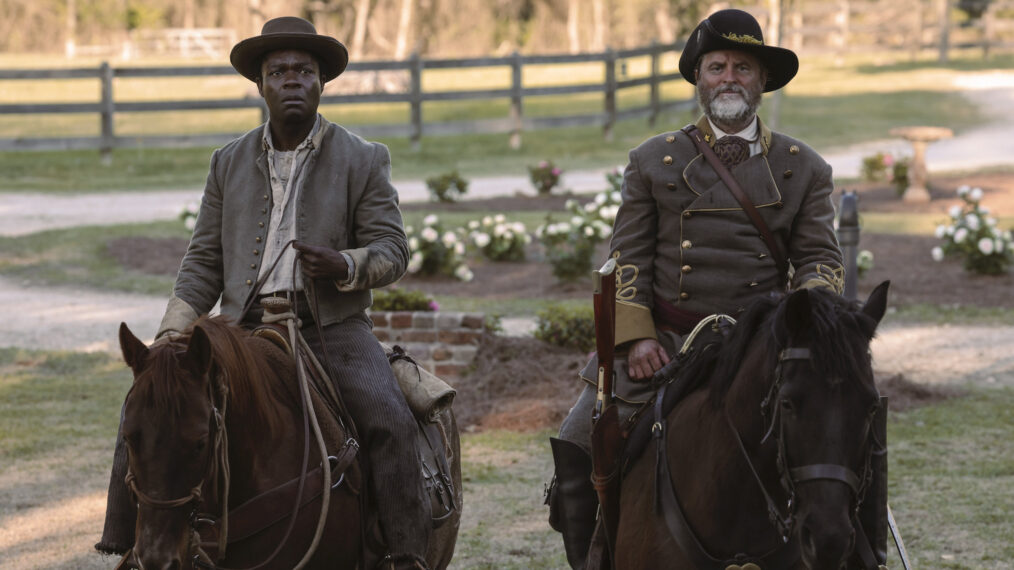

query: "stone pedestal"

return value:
[889, 126, 954, 203]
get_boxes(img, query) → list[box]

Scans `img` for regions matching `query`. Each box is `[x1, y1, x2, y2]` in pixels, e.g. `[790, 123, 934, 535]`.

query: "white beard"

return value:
[709, 92, 752, 122]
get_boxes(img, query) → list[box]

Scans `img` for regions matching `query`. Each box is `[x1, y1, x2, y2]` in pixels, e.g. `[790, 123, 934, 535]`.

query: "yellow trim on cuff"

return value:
[615, 300, 656, 347]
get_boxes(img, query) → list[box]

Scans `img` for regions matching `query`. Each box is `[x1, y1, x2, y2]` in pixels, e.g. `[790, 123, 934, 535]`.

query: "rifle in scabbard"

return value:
[588, 258, 622, 568]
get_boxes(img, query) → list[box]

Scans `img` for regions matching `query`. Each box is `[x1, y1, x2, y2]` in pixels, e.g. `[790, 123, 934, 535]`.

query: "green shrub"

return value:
[534, 304, 596, 353]
[373, 288, 438, 311]
[425, 170, 469, 203]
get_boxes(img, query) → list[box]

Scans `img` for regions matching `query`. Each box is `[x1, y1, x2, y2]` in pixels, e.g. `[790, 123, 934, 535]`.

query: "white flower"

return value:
[978, 238, 995, 255]
[995, 239, 1005, 253]
[595, 220, 613, 239]
[957, 185, 970, 197]
[454, 242, 466, 255]
[585, 202, 599, 213]
[441, 231, 457, 247]
[482, 216, 492, 225]
[611, 191, 622, 203]
[494, 214, 506, 224]
[953, 228, 968, 243]
[935, 225, 948, 239]
[584, 226, 595, 237]
[421, 227, 439, 242]
[409, 237, 420, 250]
[407, 252, 424, 273]
[423, 214, 438, 226]
[512, 222, 526, 233]
[946, 225, 955, 236]
[948, 205, 962, 219]
[599, 205, 620, 221]
[468, 220, 480, 230]
[494, 224, 507, 237]
[970, 187, 984, 201]
[931, 246, 944, 262]
[557, 222, 572, 233]
[522, 233, 532, 244]
[474, 233, 491, 248]
[185, 217, 196, 230]
[595, 192, 608, 204]
[405, 225, 414, 234]
[571, 216, 584, 226]
[986, 217, 997, 227]
[566, 199, 579, 210]
[965, 214, 981, 231]
[454, 264, 474, 282]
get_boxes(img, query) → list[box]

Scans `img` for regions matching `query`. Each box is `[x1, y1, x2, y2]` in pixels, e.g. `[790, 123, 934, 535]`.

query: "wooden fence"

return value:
[0, 41, 693, 157]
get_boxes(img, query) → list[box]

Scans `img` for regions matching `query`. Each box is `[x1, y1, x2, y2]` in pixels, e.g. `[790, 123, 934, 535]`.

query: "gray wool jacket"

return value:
[610, 115, 844, 347]
[158, 118, 408, 336]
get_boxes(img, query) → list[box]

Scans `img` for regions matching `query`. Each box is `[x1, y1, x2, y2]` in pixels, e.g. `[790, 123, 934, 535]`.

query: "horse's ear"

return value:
[119, 322, 149, 373]
[859, 280, 891, 336]
[185, 325, 214, 376]
[784, 288, 813, 336]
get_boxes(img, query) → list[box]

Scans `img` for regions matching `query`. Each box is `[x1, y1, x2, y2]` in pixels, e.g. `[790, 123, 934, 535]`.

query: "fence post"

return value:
[510, 51, 523, 150]
[603, 48, 616, 142]
[99, 61, 114, 165]
[649, 41, 660, 128]
[409, 52, 423, 152]
[838, 190, 860, 300]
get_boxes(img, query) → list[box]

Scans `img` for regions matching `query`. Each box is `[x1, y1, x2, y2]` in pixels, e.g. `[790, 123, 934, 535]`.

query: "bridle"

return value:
[731, 346, 877, 542]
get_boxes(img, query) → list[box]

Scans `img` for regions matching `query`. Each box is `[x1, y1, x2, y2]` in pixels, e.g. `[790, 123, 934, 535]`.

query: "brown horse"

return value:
[615, 282, 889, 569]
[115, 316, 461, 570]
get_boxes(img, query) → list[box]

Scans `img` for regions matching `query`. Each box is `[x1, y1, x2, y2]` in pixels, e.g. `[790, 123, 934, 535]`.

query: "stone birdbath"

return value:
[889, 126, 954, 203]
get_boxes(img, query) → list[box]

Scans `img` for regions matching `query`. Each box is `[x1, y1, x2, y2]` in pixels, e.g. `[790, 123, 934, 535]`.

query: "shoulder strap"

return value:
[681, 125, 789, 282]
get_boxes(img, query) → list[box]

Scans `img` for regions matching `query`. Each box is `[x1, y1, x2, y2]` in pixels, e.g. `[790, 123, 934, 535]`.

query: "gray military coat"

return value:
[611, 116, 844, 347]
[159, 118, 408, 334]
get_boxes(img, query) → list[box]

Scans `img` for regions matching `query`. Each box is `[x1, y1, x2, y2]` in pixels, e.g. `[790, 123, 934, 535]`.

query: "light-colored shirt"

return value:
[257, 114, 354, 293]
[708, 115, 762, 156]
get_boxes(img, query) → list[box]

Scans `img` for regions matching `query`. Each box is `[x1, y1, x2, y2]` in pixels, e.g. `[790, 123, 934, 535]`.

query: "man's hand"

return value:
[627, 338, 670, 381]
[292, 241, 349, 281]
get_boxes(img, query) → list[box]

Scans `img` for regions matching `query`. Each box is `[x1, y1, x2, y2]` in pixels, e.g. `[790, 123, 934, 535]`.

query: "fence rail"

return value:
[0, 41, 693, 156]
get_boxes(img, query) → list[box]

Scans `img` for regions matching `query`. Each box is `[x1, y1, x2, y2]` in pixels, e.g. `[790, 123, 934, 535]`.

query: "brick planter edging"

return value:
[369, 311, 486, 378]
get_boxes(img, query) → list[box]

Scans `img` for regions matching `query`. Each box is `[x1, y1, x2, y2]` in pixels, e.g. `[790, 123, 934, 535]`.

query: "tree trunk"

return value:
[350, 0, 371, 59]
[654, 3, 675, 44]
[592, 0, 607, 51]
[568, 0, 580, 54]
[394, 0, 415, 59]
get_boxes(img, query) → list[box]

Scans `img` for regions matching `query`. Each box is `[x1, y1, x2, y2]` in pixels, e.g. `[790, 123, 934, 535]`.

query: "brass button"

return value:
[783, 170, 793, 179]
[704, 133, 712, 143]
[749, 281, 759, 287]
[681, 265, 692, 273]
[263, 194, 269, 200]
[253, 249, 259, 255]
[683, 211, 692, 219]
[789, 145, 800, 155]
[758, 253, 768, 259]
[663, 155, 673, 165]
[258, 222, 264, 228]
[261, 208, 267, 214]
[681, 240, 692, 249]
[245, 279, 252, 285]
[666, 135, 675, 143]
[250, 264, 256, 269]
[255, 236, 262, 243]
[667, 182, 676, 190]
[680, 292, 690, 300]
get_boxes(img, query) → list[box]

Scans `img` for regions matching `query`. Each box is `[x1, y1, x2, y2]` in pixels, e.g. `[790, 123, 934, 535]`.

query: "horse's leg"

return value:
[95, 403, 137, 555]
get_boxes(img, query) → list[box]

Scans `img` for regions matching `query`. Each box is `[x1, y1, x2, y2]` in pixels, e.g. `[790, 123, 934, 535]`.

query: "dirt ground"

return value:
[107, 171, 1014, 432]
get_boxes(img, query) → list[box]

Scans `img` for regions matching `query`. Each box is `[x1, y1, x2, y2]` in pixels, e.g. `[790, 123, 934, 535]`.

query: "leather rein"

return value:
[654, 346, 875, 569]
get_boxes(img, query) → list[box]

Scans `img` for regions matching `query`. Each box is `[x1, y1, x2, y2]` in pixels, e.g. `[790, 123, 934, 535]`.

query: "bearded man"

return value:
[548, 9, 844, 569]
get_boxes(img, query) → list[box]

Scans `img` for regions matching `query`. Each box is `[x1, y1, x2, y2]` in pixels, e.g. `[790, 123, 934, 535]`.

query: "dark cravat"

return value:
[713, 135, 750, 168]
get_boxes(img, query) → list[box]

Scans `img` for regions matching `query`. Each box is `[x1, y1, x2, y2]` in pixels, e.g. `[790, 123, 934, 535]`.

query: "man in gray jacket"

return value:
[98, 17, 429, 570]
[549, 9, 844, 568]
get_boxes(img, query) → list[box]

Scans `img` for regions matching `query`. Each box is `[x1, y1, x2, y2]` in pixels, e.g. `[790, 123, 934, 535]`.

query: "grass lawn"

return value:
[1, 347, 1011, 568]
[1, 52, 1007, 193]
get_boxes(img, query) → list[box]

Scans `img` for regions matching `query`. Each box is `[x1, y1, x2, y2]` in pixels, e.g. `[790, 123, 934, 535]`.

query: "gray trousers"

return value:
[299, 312, 431, 558]
[558, 383, 642, 453]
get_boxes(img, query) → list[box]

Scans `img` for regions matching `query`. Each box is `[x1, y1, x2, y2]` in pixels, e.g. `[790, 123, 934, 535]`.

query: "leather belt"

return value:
[653, 297, 708, 336]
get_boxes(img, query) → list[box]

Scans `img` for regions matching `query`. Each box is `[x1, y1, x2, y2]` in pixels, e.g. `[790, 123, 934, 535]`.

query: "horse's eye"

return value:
[779, 399, 794, 414]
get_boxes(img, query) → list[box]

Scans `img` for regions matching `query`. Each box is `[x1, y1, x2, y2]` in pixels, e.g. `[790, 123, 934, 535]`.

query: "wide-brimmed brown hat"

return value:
[230, 16, 349, 83]
[679, 9, 798, 92]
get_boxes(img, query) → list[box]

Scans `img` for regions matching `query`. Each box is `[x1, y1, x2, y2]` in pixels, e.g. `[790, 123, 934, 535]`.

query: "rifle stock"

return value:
[590, 258, 621, 567]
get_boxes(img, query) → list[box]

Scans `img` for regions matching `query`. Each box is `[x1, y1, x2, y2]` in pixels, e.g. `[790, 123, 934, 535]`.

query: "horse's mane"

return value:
[679, 289, 876, 408]
[129, 316, 286, 433]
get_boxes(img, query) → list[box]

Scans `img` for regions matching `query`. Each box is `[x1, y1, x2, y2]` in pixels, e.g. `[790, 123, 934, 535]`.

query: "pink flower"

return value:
[883, 154, 894, 167]
[428, 300, 440, 312]
[552, 168, 561, 176]
[538, 161, 548, 168]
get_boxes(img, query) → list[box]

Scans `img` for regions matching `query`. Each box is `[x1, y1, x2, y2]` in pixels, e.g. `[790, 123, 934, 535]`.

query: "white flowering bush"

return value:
[857, 250, 874, 278]
[931, 186, 1012, 275]
[405, 214, 473, 281]
[466, 214, 531, 262]
[535, 184, 620, 281]
[180, 201, 200, 230]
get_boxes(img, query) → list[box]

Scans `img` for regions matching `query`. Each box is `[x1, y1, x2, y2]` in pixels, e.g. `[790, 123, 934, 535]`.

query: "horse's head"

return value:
[117, 322, 220, 570]
[769, 281, 889, 569]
